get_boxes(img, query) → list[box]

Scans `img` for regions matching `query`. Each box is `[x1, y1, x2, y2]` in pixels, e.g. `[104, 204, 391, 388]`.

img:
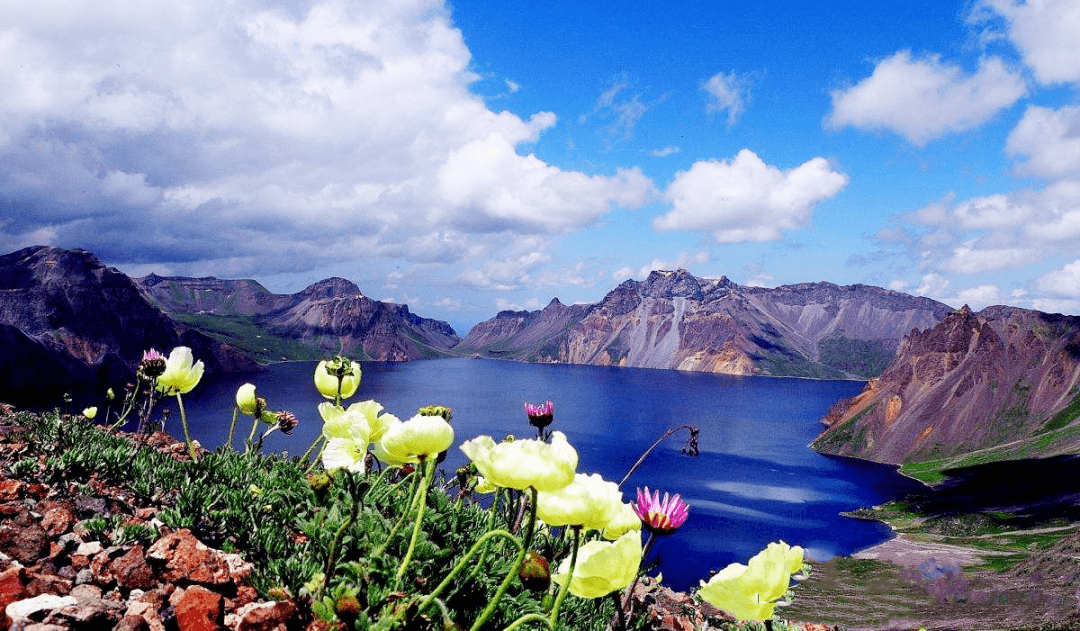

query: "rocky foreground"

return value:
[0, 407, 842, 631]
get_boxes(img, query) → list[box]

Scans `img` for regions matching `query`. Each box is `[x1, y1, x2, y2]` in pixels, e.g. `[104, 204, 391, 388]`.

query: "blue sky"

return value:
[1, 0, 1079, 334]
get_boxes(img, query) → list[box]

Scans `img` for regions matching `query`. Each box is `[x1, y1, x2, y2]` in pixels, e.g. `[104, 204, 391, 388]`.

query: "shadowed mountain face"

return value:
[0, 246, 257, 409]
[135, 275, 460, 361]
[812, 305, 1080, 466]
[459, 269, 952, 379]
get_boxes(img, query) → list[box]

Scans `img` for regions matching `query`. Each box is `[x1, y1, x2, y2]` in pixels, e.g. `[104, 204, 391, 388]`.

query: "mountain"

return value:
[459, 269, 953, 378]
[135, 275, 460, 361]
[811, 305, 1080, 473]
[0, 246, 257, 409]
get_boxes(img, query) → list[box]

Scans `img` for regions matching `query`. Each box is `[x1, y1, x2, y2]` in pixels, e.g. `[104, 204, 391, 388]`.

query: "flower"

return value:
[524, 400, 554, 429]
[552, 530, 642, 599]
[314, 357, 361, 401]
[82, 407, 97, 419]
[536, 472, 623, 530]
[602, 502, 643, 540]
[322, 420, 371, 474]
[633, 487, 690, 535]
[378, 413, 454, 463]
[697, 540, 805, 621]
[156, 347, 204, 395]
[236, 383, 259, 416]
[460, 431, 578, 492]
[139, 349, 166, 378]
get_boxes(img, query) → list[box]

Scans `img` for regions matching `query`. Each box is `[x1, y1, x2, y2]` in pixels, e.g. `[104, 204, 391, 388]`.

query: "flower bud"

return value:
[417, 405, 452, 421]
[276, 410, 299, 435]
[518, 551, 551, 592]
[524, 400, 554, 429]
[308, 472, 332, 500]
[140, 349, 167, 378]
[334, 593, 362, 623]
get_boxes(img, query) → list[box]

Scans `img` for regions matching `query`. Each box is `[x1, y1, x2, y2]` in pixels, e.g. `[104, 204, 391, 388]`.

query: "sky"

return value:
[2, 0, 1079, 334]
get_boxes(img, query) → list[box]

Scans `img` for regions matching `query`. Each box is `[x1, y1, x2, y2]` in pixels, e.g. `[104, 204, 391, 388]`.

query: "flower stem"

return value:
[549, 525, 581, 626]
[504, 613, 553, 631]
[321, 471, 362, 596]
[418, 529, 522, 615]
[224, 407, 239, 451]
[175, 393, 198, 462]
[469, 487, 539, 631]
[394, 457, 434, 588]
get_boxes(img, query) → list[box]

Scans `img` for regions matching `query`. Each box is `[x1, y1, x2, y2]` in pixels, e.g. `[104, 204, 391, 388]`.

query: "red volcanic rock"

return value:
[112, 546, 157, 592]
[231, 599, 297, 631]
[172, 585, 225, 631]
[0, 508, 48, 565]
[0, 564, 27, 628]
[147, 530, 235, 587]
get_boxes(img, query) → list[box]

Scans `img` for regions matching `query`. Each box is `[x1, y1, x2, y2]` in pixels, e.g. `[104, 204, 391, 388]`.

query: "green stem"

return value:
[463, 488, 504, 585]
[175, 393, 198, 462]
[224, 407, 239, 451]
[504, 613, 553, 631]
[549, 526, 581, 626]
[470, 487, 539, 631]
[394, 457, 434, 588]
[301, 433, 326, 463]
[418, 529, 522, 615]
[244, 414, 260, 454]
[321, 472, 362, 596]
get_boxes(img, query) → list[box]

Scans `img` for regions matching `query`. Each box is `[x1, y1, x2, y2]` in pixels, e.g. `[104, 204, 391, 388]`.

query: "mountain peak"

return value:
[299, 277, 363, 300]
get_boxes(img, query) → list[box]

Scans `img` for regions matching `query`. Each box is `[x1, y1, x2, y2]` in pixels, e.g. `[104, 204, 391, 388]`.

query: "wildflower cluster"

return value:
[69, 348, 809, 629]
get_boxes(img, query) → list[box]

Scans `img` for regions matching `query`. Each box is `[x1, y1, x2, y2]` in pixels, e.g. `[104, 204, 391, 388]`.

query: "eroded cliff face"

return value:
[137, 275, 460, 361]
[460, 269, 951, 378]
[0, 247, 257, 408]
[812, 306, 1080, 465]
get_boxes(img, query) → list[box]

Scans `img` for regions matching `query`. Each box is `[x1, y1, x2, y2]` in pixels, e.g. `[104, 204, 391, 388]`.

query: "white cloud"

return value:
[978, 0, 1080, 85]
[827, 50, 1026, 146]
[917, 273, 951, 298]
[650, 145, 681, 157]
[581, 74, 651, 140]
[1006, 105, 1080, 179]
[655, 149, 848, 242]
[702, 71, 749, 125]
[1035, 259, 1080, 296]
[0, 0, 655, 283]
[941, 241, 1035, 273]
[954, 284, 1005, 309]
[635, 251, 711, 279]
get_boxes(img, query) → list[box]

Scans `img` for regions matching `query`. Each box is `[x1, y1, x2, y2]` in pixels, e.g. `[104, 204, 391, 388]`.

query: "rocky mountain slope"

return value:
[136, 274, 460, 361]
[812, 305, 1080, 468]
[461, 269, 952, 379]
[0, 246, 257, 409]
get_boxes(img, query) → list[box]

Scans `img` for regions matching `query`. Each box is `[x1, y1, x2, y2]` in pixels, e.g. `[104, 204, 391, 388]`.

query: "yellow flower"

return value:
[314, 359, 361, 400]
[601, 502, 642, 540]
[318, 402, 375, 440]
[378, 413, 454, 463]
[697, 540, 805, 621]
[459, 431, 578, 492]
[236, 383, 258, 415]
[552, 531, 642, 599]
[156, 347, 204, 395]
[535, 472, 623, 530]
[82, 407, 97, 420]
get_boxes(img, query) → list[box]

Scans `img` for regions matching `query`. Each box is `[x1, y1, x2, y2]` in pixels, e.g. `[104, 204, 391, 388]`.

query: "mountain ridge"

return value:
[811, 304, 1080, 475]
[459, 269, 953, 378]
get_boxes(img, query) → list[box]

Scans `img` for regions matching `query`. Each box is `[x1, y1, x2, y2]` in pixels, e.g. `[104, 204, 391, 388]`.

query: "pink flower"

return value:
[524, 400, 554, 429]
[633, 487, 689, 536]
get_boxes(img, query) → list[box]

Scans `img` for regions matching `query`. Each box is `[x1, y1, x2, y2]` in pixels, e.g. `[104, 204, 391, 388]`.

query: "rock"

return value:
[0, 479, 24, 500]
[0, 518, 49, 565]
[124, 601, 167, 631]
[41, 599, 115, 628]
[231, 599, 297, 631]
[0, 564, 27, 628]
[147, 530, 236, 587]
[5, 593, 77, 625]
[172, 585, 224, 631]
[115, 614, 151, 631]
[112, 547, 157, 592]
[40, 506, 75, 538]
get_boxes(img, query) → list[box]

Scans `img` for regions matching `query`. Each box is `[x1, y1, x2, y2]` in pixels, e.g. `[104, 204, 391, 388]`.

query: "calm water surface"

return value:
[168, 358, 923, 591]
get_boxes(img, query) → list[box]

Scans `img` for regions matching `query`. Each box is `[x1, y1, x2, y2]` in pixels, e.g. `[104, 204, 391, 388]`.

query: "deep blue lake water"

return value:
[165, 358, 924, 591]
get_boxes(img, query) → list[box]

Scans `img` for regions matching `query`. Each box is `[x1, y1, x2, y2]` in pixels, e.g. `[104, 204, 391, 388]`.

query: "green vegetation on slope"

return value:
[173, 312, 324, 363]
[816, 335, 894, 379]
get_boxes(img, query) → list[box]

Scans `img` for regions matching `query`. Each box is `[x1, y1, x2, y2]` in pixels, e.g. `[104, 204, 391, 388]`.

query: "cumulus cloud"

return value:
[655, 149, 848, 242]
[1006, 105, 1080, 180]
[702, 71, 749, 126]
[1036, 260, 1080, 296]
[827, 50, 1026, 145]
[978, 0, 1080, 85]
[0, 0, 653, 283]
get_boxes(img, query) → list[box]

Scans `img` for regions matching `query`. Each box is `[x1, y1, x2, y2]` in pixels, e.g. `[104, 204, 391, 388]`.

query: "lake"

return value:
[166, 357, 924, 592]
